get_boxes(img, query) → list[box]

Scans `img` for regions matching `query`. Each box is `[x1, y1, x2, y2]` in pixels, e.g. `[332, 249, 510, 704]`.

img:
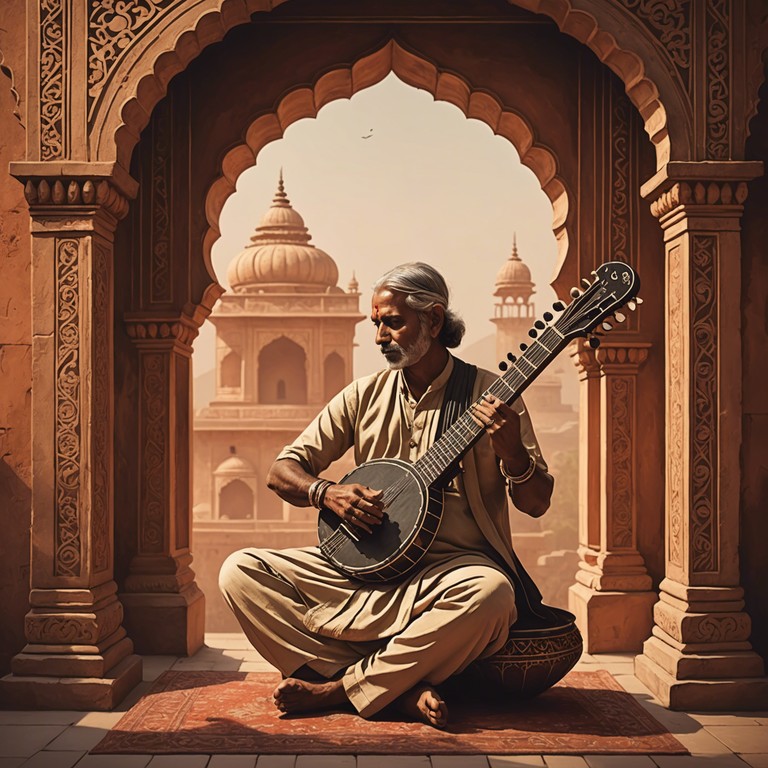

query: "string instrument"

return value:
[318, 261, 641, 582]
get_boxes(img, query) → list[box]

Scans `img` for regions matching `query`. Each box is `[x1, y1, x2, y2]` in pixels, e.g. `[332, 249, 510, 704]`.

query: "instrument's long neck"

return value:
[413, 326, 566, 487]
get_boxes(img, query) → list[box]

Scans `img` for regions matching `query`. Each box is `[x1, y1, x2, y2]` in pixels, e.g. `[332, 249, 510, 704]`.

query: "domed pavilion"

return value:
[193, 173, 364, 629]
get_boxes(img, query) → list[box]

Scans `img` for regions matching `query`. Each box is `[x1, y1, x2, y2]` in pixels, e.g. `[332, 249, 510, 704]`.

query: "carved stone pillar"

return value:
[634, 161, 768, 709]
[569, 341, 657, 652]
[0, 167, 142, 709]
[120, 314, 206, 655]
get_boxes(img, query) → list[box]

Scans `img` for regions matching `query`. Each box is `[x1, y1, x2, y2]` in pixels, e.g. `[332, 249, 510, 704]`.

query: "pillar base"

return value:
[635, 648, 768, 710]
[569, 581, 657, 653]
[121, 583, 205, 656]
[0, 654, 143, 711]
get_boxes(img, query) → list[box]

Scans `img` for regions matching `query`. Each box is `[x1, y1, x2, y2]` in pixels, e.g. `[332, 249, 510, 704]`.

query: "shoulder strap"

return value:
[435, 356, 478, 440]
[432, 358, 478, 490]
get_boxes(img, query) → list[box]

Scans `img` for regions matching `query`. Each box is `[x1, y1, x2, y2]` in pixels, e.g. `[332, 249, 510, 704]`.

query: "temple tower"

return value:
[193, 172, 364, 628]
[490, 234, 535, 362]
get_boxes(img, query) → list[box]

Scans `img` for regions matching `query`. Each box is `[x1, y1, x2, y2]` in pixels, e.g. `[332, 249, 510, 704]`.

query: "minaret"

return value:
[490, 233, 536, 363]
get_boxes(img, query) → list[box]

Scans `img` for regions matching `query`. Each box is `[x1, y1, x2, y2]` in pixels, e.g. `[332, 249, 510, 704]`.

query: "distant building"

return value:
[193, 173, 363, 628]
[490, 236, 580, 608]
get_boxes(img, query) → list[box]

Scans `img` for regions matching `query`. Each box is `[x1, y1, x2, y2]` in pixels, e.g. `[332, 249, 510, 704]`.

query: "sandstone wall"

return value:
[0, 17, 31, 675]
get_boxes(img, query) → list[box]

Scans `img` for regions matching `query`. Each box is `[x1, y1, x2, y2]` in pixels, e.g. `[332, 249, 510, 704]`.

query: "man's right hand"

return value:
[323, 483, 385, 534]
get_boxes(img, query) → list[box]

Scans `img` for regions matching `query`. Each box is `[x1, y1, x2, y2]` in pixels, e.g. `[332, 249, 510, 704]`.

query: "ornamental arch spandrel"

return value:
[0, 0, 766, 711]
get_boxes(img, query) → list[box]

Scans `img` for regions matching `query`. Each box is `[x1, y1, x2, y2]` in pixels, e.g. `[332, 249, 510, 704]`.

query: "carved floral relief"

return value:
[87, 0, 175, 120]
[55, 239, 82, 577]
[40, 0, 64, 160]
[690, 235, 718, 574]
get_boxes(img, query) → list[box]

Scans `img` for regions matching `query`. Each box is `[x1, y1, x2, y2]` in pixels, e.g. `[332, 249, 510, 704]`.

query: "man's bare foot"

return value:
[397, 683, 448, 728]
[272, 677, 348, 714]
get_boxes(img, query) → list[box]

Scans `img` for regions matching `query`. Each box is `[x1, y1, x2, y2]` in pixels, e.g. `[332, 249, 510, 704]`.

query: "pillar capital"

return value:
[594, 342, 651, 374]
[641, 160, 763, 224]
[124, 313, 201, 355]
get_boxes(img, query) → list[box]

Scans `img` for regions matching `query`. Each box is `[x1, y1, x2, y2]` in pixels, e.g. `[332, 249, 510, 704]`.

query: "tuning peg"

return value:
[581, 278, 591, 288]
[506, 353, 517, 362]
[543, 311, 553, 322]
[519, 342, 528, 351]
[636, 296, 644, 304]
[552, 301, 565, 311]
[499, 361, 508, 371]
[528, 328, 538, 338]
[602, 321, 613, 331]
[614, 311, 626, 323]
[570, 287, 582, 298]
[627, 300, 637, 311]
[588, 336, 600, 349]
[534, 320, 546, 329]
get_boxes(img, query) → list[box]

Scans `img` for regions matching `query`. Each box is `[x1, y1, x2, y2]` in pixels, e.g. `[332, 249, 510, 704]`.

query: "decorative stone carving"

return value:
[635, 161, 767, 710]
[650, 180, 749, 218]
[140, 352, 167, 554]
[618, 0, 691, 75]
[705, 0, 730, 160]
[23, 177, 130, 219]
[610, 86, 630, 265]
[93, 243, 111, 574]
[55, 238, 82, 578]
[667, 243, 684, 570]
[88, 0, 175, 119]
[125, 316, 199, 349]
[569, 340, 655, 652]
[150, 95, 172, 304]
[40, 0, 64, 160]
[690, 234, 718, 574]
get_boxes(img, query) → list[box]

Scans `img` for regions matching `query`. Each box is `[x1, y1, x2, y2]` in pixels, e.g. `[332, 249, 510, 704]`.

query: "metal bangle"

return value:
[500, 454, 537, 485]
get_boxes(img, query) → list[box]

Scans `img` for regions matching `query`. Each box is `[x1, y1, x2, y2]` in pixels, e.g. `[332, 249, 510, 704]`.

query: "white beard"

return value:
[380, 325, 432, 370]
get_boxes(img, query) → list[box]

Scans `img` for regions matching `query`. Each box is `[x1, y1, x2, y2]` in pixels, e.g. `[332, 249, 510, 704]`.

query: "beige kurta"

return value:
[219, 354, 548, 716]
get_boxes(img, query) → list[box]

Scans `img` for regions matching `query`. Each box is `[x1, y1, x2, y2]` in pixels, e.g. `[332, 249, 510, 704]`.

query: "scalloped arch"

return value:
[92, 0, 686, 172]
[203, 40, 570, 279]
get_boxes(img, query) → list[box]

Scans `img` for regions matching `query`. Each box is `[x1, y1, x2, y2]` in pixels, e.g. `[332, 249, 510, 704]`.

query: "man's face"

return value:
[371, 289, 432, 370]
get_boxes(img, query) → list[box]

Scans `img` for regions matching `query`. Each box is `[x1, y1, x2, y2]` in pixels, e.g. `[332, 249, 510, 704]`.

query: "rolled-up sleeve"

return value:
[275, 382, 359, 475]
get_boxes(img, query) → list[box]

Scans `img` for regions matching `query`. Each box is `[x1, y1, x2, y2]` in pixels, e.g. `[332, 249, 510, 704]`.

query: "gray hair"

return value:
[373, 262, 466, 348]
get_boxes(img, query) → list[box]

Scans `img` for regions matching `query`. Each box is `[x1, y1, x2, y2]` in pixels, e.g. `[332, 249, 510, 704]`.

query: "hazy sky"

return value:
[193, 72, 561, 382]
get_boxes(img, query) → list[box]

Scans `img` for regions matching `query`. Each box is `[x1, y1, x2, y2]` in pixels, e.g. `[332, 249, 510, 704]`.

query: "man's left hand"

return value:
[470, 394, 530, 474]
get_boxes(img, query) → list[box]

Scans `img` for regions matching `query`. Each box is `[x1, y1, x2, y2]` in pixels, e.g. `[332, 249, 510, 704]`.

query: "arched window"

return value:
[219, 479, 254, 520]
[258, 337, 307, 404]
[323, 352, 345, 401]
[220, 350, 242, 389]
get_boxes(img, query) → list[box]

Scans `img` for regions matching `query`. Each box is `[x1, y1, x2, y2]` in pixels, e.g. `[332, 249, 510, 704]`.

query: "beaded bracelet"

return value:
[500, 454, 537, 485]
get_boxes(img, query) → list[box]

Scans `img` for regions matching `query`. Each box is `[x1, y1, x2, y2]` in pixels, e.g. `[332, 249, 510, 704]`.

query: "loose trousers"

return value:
[219, 546, 517, 717]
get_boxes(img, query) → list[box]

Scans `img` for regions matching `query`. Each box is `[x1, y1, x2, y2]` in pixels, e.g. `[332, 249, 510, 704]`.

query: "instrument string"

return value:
[323, 328, 565, 556]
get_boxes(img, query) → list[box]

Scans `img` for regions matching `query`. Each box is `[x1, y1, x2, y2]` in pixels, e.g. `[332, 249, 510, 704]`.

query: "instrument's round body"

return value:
[317, 458, 444, 582]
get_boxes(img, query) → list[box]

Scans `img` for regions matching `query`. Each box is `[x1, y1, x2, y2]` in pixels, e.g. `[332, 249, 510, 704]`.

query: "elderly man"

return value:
[219, 262, 553, 727]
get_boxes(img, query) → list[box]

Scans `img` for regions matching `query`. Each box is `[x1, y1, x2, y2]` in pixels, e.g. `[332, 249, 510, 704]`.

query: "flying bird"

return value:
[362, 128, 374, 139]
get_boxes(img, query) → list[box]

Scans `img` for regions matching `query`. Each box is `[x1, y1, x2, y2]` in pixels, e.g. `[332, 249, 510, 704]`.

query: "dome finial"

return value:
[511, 232, 519, 260]
[273, 169, 289, 207]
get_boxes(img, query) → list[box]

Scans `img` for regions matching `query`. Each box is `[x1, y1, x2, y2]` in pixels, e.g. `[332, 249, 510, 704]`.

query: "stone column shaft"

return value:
[1, 173, 142, 709]
[570, 341, 656, 652]
[121, 315, 205, 655]
[635, 162, 768, 710]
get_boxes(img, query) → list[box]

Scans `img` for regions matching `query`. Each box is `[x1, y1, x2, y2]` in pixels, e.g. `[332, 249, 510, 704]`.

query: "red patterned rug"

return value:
[92, 670, 687, 755]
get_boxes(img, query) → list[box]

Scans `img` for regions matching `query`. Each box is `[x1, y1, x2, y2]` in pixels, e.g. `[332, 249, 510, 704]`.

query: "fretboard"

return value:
[413, 325, 566, 487]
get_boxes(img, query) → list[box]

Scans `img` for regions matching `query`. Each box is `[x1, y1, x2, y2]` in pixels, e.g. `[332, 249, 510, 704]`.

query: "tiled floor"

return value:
[0, 634, 766, 767]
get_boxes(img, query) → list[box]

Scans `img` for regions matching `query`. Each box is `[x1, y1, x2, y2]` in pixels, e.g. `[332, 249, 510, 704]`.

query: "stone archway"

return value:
[6, 0, 766, 712]
[116, 3, 665, 681]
